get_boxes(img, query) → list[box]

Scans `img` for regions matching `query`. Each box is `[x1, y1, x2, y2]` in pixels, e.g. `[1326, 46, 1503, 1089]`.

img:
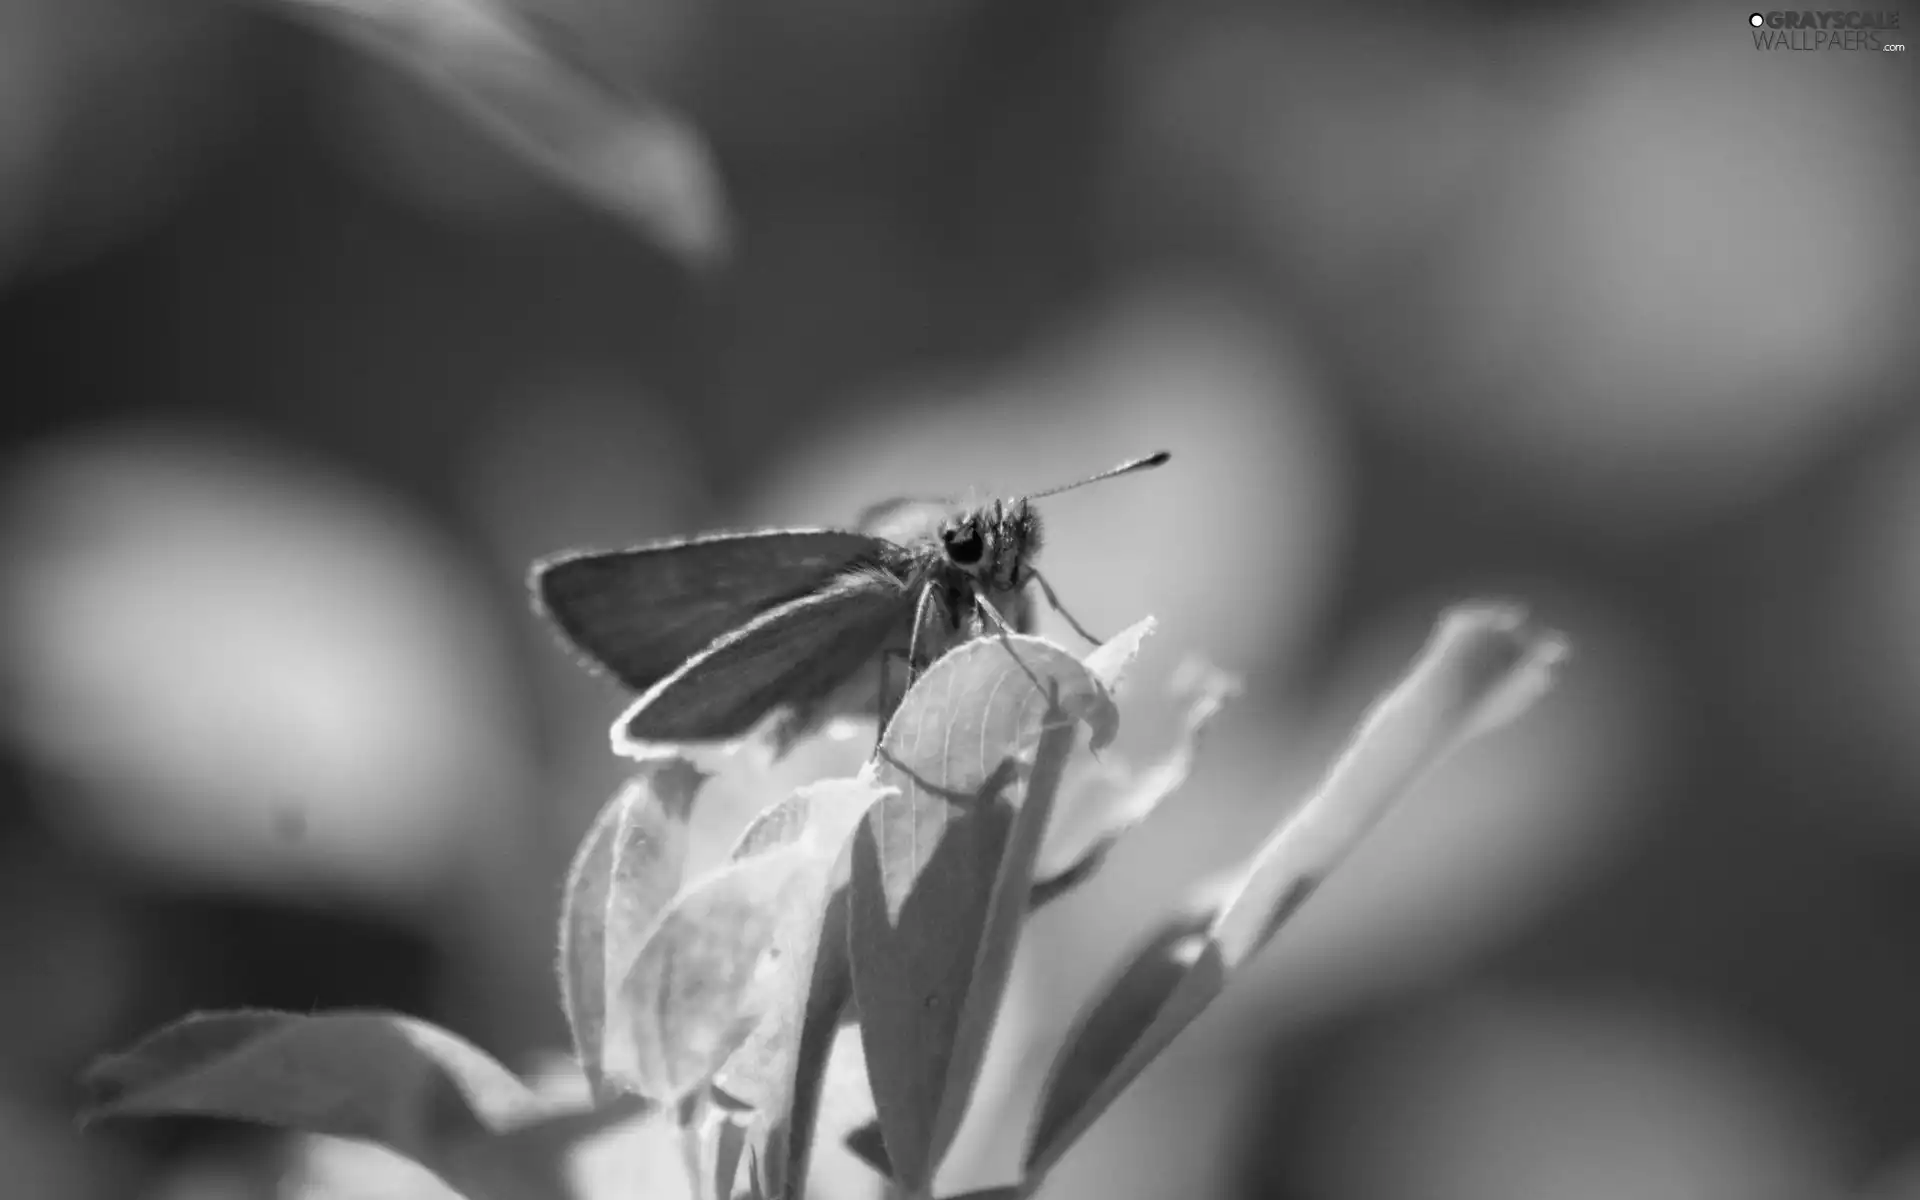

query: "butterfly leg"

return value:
[973, 590, 1014, 637]
[871, 582, 940, 753]
[876, 648, 913, 738]
[973, 591, 1050, 694]
[906, 579, 935, 673]
[1028, 566, 1103, 646]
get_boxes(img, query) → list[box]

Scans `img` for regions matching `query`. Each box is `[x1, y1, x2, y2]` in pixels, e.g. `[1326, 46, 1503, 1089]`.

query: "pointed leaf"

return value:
[1025, 604, 1568, 1179]
[606, 845, 819, 1104]
[711, 777, 884, 1109]
[714, 777, 884, 1197]
[559, 797, 622, 1094]
[81, 1009, 538, 1138]
[1079, 617, 1154, 692]
[741, 883, 855, 1200]
[559, 758, 706, 1100]
[1030, 658, 1239, 909]
[78, 1009, 639, 1200]
[849, 629, 1122, 1192]
[266, 0, 729, 265]
[1019, 893, 1227, 1177]
[724, 773, 882, 866]
[603, 774, 882, 1111]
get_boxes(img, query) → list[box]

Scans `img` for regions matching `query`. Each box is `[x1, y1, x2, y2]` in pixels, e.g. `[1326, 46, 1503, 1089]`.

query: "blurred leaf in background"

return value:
[264, 0, 728, 265]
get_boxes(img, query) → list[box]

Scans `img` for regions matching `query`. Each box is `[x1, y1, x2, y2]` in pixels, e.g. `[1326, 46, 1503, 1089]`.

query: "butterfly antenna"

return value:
[1023, 450, 1171, 501]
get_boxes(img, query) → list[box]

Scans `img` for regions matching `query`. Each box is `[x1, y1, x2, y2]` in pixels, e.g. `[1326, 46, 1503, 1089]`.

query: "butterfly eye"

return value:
[942, 524, 985, 566]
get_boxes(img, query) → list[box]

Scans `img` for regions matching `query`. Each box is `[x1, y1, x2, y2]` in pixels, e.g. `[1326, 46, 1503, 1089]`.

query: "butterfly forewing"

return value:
[615, 569, 914, 747]
[532, 529, 885, 692]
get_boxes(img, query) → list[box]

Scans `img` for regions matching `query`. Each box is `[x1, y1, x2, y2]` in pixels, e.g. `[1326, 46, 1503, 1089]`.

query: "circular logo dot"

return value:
[1749, 12, 1765, 25]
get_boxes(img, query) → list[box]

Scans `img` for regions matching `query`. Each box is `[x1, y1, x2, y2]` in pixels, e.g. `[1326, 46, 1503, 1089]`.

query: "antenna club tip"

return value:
[1023, 450, 1174, 502]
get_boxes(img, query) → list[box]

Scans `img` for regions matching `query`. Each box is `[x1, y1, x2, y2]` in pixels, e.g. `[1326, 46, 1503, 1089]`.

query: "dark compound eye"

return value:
[942, 523, 985, 566]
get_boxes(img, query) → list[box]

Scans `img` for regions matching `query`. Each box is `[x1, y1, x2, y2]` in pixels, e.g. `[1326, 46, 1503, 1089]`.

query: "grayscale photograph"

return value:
[0, 2, 1912, 1198]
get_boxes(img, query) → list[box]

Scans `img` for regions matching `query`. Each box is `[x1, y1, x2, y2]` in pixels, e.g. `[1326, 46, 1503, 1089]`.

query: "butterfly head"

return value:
[940, 497, 1043, 593]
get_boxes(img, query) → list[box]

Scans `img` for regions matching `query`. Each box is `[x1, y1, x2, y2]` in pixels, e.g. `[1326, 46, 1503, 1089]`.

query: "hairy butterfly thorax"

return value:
[860, 498, 1039, 660]
[940, 497, 1043, 594]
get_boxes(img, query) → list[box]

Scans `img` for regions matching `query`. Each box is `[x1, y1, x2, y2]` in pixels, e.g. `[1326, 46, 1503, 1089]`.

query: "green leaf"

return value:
[849, 628, 1124, 1193]
[1024, 603, 1569, 1180]
[722, 773, 878, 867]
[740, 885, 854, 1200]
[558, 758, 706, 1101]
[606, 847, 814, 1105]
[80, 1009, 538, 1139]
[1078, 617, 1154, 693]
[606, 775, 886, 1109]
[262, 0, 729, 265]
[713, 776, 885, 1198]
[1030, 657, 1239, 909]
[80, 1009, 651, 1200]
[710, 776, 882, 1110]
[1019, 896, 1225, 1180]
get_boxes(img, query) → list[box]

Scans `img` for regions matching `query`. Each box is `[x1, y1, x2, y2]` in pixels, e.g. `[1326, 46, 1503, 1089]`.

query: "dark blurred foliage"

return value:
[2, 0, 1918, 1197]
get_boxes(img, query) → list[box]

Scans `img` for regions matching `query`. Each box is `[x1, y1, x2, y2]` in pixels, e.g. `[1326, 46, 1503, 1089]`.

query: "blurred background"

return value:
[1, 0, 1916, 1196]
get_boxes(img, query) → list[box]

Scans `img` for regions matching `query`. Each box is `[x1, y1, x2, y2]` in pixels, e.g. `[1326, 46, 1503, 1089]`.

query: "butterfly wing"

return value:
[531, 529, 886, 692]
[615, 567, 914, 747]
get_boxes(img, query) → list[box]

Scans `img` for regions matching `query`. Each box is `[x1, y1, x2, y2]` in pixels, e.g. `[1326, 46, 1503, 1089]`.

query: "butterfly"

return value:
[531, 451, 1169, 755]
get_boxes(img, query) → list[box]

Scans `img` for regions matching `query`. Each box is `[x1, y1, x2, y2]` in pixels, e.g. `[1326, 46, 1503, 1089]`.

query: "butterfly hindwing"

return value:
[615, 568, 914, 746]
[531, 529, 886, 692]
